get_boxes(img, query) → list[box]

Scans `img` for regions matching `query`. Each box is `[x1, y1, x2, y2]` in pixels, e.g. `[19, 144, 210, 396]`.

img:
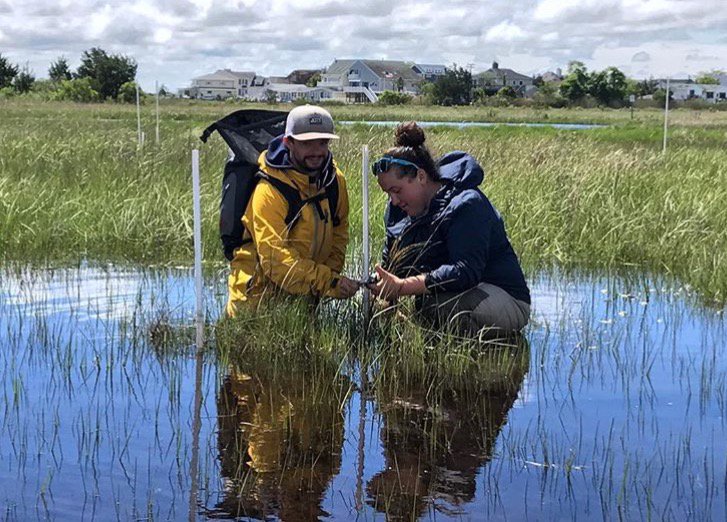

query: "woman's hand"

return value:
[367, 265, 404, 301]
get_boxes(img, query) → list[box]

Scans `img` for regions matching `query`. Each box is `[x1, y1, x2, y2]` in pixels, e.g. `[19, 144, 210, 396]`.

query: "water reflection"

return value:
[367, 341, 530, 519]
[211, 355, 351, 520]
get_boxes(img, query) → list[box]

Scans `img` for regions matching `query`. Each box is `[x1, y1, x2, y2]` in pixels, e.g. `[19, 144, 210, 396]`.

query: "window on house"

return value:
[720, 92, 726, 99]
[706, 91, 714, 99]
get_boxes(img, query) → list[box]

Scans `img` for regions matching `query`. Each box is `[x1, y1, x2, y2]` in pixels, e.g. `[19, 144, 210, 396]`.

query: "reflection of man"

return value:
[226, 105, 359, 316]
[367, 343, 530, 519]
[215, 365, 348, 520]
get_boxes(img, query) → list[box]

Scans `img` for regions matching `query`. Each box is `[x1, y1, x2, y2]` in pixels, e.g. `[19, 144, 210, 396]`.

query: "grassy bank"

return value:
[1, 99, 726, 301]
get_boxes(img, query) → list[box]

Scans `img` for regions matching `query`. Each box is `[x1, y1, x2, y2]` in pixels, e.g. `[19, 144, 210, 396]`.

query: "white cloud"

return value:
[0, 0, 726, 90]
[485, 21, 526, 43]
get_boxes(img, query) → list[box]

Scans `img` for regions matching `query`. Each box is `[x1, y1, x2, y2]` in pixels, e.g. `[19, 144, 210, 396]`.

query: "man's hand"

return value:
[367, 265, 404, 301]
[335, 276, 360, 299]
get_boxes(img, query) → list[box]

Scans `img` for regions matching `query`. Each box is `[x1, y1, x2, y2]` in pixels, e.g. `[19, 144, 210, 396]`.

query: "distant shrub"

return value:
[377, 90, 412, 105]
[117, 81, 144, 104]
[319, 100, 345, 107]
[53, 78, 101, 103]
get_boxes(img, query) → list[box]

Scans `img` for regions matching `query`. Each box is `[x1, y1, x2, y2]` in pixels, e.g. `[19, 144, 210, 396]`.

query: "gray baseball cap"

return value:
[284, 105, 339, 141]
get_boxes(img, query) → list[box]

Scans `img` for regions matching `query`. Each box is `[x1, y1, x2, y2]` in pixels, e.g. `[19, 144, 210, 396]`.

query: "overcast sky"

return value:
[1, 0, 725, 91]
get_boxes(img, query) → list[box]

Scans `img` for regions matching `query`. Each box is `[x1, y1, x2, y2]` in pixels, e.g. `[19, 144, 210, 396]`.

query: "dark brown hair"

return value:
[385, 122, 440, 181]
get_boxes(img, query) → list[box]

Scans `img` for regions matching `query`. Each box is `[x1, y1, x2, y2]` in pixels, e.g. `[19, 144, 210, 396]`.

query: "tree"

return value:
[75, 47, 137, 99]
[305, 72, 321, 87]
[559, 61, 589, 102]
[54, 78, 101, 102]
[695, 74, 719, 85]
[431, 64, 472, 105]
[496, 86, 517, 99]
[117, 81, 142, 103]
[588, 66, 627, 106]
[0, 53, 19, 89]
[395, 77, 404, 92]
[48, 57, 72, 82]
[13, 64, 35, 93]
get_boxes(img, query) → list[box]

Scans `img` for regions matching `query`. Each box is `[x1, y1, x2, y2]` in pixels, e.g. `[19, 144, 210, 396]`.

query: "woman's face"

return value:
[377, 168, 429, 217]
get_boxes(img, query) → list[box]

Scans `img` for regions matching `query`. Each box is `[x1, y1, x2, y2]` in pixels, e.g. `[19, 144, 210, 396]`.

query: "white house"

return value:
[244, 82, 336, 103]
[180, 69, 258, 99]
[658, 80, 727, 103]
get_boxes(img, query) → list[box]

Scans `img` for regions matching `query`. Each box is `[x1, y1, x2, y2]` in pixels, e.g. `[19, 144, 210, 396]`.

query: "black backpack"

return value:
[200, 109, 340, 261]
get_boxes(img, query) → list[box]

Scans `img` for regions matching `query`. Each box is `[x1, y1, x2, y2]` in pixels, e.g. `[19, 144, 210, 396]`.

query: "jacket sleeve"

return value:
[249, 180, 340, 297]
[323, 171, 349, 274]
[424, 197, 492, 293]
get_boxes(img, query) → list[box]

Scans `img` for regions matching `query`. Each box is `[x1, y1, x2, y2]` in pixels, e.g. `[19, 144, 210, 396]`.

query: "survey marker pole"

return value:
[189, 149, 204, 521]
[136, 84, 142, 147]
[663, 77, 670, 154]
[155, 80, 160, 144]
[361, 145, 370, 324]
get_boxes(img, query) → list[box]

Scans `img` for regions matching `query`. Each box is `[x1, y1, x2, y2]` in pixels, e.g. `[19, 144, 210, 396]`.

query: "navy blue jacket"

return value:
[382, 151, 530, 304]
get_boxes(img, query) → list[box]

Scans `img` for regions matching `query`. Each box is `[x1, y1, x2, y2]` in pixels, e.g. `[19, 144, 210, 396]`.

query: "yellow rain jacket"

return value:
[226, 139, 349, 316]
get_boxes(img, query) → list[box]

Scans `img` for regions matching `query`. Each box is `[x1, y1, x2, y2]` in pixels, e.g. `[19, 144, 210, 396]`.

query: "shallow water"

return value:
[339, 120, 605, 130]
[0, 266, 724, 521]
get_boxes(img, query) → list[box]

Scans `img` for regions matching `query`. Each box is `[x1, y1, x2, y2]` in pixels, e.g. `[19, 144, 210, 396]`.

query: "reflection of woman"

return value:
[214, 364, 348, 521]
[367, 343, 530, 519]
[368, 122, 530, 336]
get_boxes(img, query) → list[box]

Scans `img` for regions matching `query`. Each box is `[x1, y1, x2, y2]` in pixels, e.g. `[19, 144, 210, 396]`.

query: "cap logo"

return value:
[309, 115, 322, 125]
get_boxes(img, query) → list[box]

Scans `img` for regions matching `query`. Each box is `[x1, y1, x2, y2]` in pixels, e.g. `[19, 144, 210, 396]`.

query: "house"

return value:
[412, 63, 447, 82]
[541, 69, 563, 83]
[179, 69, 258, 100]
[474, 62, 533, 95]
[658, 80, 727, 103]
[259, 83, 336, 103]
[320, 59, 423, 102]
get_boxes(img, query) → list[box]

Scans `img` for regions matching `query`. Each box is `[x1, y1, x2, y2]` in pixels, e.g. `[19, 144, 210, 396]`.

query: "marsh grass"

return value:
[2, 99, 726, 302]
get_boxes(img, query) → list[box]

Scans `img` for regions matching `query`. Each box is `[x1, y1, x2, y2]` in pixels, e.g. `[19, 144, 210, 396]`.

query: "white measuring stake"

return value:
[136, 84, 142, 146]
[155, 80, 161, 144]
[361, 145, 370, 320]
[192, 149, 204, 325]
[662, 77, 670, 154]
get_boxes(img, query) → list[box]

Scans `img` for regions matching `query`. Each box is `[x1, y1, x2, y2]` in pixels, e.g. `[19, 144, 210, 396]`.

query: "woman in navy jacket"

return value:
[368, 122, 530, 335]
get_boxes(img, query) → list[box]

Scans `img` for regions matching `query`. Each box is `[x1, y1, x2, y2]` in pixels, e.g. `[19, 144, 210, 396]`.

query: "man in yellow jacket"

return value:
[226, 105, 359, 316]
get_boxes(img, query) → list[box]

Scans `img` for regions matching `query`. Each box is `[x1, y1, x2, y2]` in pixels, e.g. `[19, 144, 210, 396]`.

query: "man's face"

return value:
[286, 137, 330, 171]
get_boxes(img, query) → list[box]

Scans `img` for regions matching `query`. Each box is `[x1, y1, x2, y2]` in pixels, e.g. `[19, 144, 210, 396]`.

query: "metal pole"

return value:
[663, 78, 670, 154]
[136, 84, 142, 146]
[155, 80, 160, 144]
[361, 145, 370, 324]
[189, 148, 204, 521]
[192, 149, 204, 324]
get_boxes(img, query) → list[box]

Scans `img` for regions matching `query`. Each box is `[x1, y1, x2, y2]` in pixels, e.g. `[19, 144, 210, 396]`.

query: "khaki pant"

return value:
[418, 282, 530, 336]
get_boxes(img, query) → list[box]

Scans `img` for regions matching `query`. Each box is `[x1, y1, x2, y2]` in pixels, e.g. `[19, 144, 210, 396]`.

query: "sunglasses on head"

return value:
[371, 156, 420, 176]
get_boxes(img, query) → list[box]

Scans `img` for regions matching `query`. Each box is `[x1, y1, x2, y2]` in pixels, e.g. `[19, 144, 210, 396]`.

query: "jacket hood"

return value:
[436, 151, 485, 190]
[265, 135, 336, 190]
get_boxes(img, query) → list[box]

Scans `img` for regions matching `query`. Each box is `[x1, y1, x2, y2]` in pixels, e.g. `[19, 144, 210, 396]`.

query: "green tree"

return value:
[588, 66, 627, 106]
[395, 76, 404, 92]
[48, 57, 72, 82]
[0, 53, 19, 89]
[653, 88, 672, 108]
[117, 81, 143, 103]
[431, 64, 472, 105]
[559, 61, 589, 102]
[695, 74, 719, 85]
[496, 86, 517, 99]
[13, 64, 35, 93]
[75, 47, 137, 99]
[305, 72, 321, 87]
[54, 78, 101, 102]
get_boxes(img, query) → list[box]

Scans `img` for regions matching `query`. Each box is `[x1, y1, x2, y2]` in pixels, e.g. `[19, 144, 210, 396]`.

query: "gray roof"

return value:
[477, 67, 532, 82]
[326, 59, 420, 81]
[363, 60, 420, 81]
[193, 69, 255, 81]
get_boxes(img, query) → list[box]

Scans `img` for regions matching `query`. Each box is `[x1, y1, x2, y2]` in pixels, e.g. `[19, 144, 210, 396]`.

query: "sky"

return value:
[1, 0, 726, 91]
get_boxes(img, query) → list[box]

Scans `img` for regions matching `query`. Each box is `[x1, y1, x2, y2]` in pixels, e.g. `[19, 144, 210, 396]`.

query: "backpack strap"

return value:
[325, 176, 341, 227]
[256, 172, 304, 230]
